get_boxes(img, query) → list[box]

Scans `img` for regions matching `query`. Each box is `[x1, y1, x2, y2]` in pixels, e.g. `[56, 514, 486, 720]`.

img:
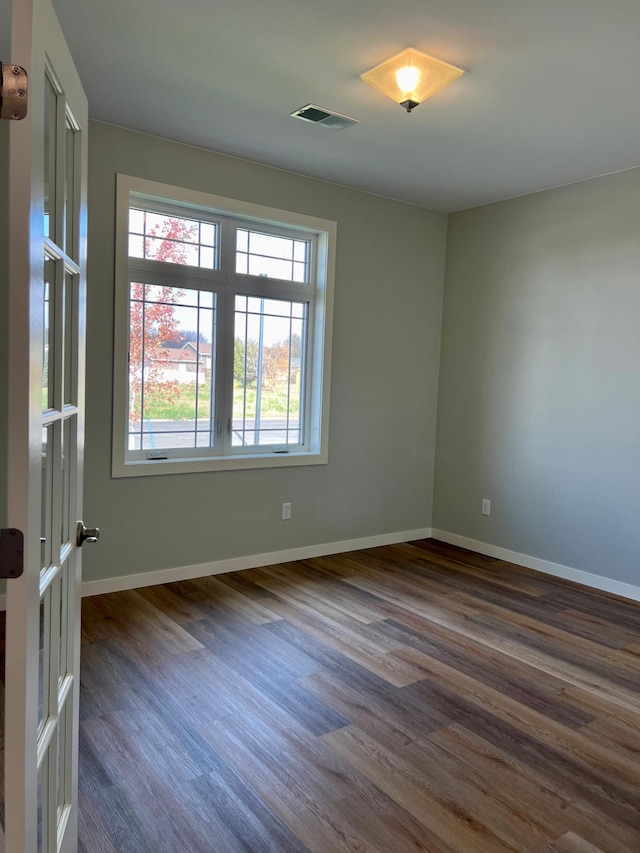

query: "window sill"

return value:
[112, 449, 328, 478]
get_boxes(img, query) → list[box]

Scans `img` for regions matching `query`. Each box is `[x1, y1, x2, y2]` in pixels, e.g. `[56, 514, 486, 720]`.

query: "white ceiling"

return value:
[37, 0, 640, 211]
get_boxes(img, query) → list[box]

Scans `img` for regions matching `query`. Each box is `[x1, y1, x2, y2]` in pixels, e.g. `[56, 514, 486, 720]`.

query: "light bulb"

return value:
[395, 65, 420, 94]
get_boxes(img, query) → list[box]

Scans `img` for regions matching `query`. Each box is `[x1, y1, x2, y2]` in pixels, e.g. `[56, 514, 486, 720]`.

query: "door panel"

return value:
[5, 0, 88, 850]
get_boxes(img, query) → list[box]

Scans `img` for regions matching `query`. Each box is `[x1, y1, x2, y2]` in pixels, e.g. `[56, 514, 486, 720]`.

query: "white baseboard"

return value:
[431, 529, 640, 603]
[3, 526, 638, 607]
[80, 527, 434, 598]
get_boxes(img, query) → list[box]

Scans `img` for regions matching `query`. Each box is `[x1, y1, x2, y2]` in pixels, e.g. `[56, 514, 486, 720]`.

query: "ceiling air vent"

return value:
[290, 104, 359, 130]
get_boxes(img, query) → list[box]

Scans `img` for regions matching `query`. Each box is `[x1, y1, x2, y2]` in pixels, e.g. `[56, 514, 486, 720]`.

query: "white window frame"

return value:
[112, 174, 336, 477]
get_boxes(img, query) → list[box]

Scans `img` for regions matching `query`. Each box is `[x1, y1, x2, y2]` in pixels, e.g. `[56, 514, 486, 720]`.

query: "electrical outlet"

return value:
[481, 498, 491, 516]
[282, 502, 292, 520]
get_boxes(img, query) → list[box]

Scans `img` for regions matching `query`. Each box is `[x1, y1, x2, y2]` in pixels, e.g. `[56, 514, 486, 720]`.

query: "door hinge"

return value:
[0, 528, 25, 579]
[0, 63, 28, 120]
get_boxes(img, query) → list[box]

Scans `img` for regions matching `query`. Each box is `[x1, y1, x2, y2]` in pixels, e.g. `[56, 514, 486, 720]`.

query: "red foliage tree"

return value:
[128, 216, 198, 424]
[145, 214, 198, 265]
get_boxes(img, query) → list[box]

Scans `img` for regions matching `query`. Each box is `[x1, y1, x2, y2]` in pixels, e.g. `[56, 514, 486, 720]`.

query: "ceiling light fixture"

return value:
[360, 47, 464, 113]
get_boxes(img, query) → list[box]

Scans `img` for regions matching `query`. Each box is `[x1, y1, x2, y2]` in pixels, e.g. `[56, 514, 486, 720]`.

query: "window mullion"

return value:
[217, 219, 237, 456]
[128, 257, 226, 287]
[214, 286, 234, 457]
[219, 218, 237, 279]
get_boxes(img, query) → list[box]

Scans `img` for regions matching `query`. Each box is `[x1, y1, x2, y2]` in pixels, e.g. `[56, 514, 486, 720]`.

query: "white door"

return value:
[4, 0, 90, 850]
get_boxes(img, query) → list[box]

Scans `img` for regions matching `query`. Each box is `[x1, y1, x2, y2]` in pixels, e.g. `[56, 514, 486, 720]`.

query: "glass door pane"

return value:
[43, 257, 55, 410]
[44, 77, 57, 241]
[62, 272, 78, 406]
[38, 593, 51, 733]
[64, 120, 77, 259]
[40, 426, 53, 569]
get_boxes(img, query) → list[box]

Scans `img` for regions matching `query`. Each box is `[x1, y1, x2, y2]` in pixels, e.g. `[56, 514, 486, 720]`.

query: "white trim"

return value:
[79, 528, 432, 597]
[431, 529, 640, 603]
[112, 174, 336, 477]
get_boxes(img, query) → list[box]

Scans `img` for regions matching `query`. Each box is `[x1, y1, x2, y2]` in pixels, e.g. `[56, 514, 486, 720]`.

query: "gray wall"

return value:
[7, 110, 638, 592]
[434, 168, 640, 586]
[84, 122, 447, 583]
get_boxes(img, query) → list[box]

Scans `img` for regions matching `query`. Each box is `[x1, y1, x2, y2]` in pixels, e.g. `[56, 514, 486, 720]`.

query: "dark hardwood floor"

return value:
[54, 540, 640, 849]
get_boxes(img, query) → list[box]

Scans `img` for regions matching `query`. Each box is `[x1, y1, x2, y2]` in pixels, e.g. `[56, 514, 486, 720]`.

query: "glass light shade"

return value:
[360, 48, 464, 111]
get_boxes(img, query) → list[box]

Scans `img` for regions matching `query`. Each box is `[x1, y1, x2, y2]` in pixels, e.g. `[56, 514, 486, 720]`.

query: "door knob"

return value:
[76, 522, 100, 547]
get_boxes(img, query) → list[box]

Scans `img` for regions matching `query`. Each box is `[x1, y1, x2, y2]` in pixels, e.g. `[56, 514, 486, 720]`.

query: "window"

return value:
[112, 176, 335, 476]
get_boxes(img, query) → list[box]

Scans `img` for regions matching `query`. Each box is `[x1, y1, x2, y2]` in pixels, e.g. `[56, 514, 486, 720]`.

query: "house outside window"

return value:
[112, 175, 336, 476]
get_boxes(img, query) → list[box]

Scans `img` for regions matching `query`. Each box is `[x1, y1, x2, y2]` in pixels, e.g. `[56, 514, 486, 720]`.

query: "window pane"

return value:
[235, 253, 248, 275]
[200, 223, 216, 246]
[247, 255, 295, 280]
[128, 209, 219, 269]
[129, 208, 145, 234]
[236, 229, 248, 252]
[128, 234, 144, 258]
[233, 295, 306, 447]
[172, 289, 203, 308]
[145, 235, 200, 266]
[200, 246, 215, 269]
[254, 298, 293, 317]
[236, 228, 309, 282]
[249, 231, 296, 260]
[128, 282, 216, 451]
[146, 212, 199, 242]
